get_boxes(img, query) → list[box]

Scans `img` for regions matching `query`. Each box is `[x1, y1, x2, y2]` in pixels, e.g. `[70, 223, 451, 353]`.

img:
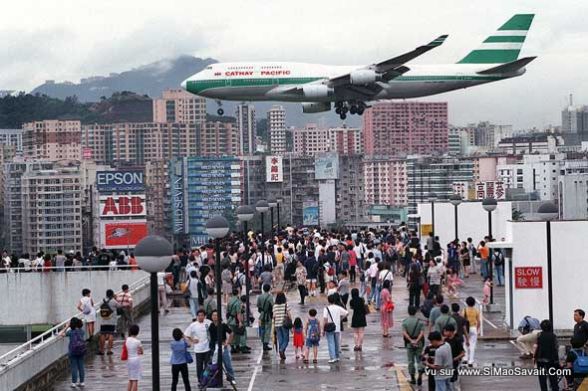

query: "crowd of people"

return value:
[54, 224, 588, 390]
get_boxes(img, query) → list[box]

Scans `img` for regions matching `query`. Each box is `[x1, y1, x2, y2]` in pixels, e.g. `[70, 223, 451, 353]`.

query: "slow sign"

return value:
[515, 267, 543, 289]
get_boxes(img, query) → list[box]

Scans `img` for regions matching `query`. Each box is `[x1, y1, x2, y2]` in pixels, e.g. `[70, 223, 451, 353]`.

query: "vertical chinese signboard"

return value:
[515, 267, 543, 289]
[266, 156, 283, 182]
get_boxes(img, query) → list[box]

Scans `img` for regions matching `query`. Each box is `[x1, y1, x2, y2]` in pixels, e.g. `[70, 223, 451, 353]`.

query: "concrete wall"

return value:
[417, 201, 512, 246]
[0, 275, 151, 391]
[0, 270, 149, 325]
[503, 220, 588, 331]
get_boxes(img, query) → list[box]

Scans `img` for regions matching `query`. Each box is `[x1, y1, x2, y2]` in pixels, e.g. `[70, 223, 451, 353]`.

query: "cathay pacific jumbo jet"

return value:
[182, 14, 535, 120]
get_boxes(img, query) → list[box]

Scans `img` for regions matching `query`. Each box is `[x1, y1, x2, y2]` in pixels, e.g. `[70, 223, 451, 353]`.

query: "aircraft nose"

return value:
[180, 78, 188, 90]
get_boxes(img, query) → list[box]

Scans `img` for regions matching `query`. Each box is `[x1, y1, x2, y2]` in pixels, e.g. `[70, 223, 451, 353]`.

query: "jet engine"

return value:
[302, 85, 334, 99]
[302, 102, 331, 113]
[349, 69, 381, 85]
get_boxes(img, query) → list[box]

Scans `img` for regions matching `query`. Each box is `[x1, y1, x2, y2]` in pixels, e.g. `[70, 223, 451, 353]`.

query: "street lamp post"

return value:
[276, 197, 283, 231]
[537, 201, 558, 326]
[449, 194, 462, 242]
[205, 216, 230, 387]
[256, 200, 269, 239]
[134, 235, 173, 391]
[236, 205, 255, 327]
[268, 198, 277, 237]
[428, 192, 437, 236]
[482, 198, 497, 305]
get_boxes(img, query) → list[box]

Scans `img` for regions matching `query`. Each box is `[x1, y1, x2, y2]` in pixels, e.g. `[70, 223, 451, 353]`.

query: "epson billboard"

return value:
[96, 171, 144, 192]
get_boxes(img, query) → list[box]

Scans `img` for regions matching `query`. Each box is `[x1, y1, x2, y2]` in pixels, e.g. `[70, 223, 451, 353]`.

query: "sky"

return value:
[2, 0, 587, 129]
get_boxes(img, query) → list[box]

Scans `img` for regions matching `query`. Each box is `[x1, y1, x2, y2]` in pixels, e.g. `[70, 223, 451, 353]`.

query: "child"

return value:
[303, 309, 321, 364]
[482, 277, 492, 305]
[447, 269, 464, 299]
[293, 317, 304, 359]
[170, 328, 192, 391]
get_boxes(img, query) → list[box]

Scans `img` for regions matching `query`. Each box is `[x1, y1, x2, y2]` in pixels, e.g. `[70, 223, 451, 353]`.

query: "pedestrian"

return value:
[477, 241, 489, 279]
[402, 305, 425, 385]
[157, 271, 170, 314]
[227, 288, 248, 354]
[59, 317, 86, 388]
[295, 261, 308, 305]
[421, 333, 438, 391]
[221, 264, 233, 305]
[459, 241, 470, 278]
[534, 319, 560, 391]
[446, 269, 463, 299]
[349, 288, 367, 351]
[427, 259, 442, 299]
[273, 291, 292, 360]
[116, 284, 134, 338]
[433, 305, 457, 334]
[257, 284, 274, 351]
[293, 317, 304, 359]
[463, 296, 480, 366]
[170, 328, 192, 391]
[338, 271, 350, 308]
[258, 264, 274, 292]
[323, 294, 349, 363]
[347, 245, 357, 283]
[407, 257, 423, 308]
[515, 315, 541, 359]
[482, 277, 492, 305]
[76, 288, 95, 340]
[442, 324, 465, 386]
[564, 337, 587, 390]
[185, 309, 212, 386]
[303, 309, 321, 364]
[573, 309, 588, 351]
[450, 303, 470, 358]
[492, 249, 505, 286]
[128, 252, 138, 271]
[380, 280, 394, 338]
[466, 238, 476, 274]
[98, 289, 120, 355]
[55, 249, 66, 272]
[125, 324, 143, 391]
[425, 331, 453, 391]
[185, 270, 201, 319]
[209, 310, 237, 386]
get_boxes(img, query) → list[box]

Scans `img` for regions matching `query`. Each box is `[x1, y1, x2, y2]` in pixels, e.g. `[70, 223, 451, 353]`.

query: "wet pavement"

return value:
[52, 270, 576, 390]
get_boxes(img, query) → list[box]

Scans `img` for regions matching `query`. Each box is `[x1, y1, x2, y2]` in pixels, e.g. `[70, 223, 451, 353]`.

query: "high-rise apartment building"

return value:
[329, 126, 362, 155]
[363, 102, 448, 157]
[236, 104, 256, 155]
[145, 160, 170, 237]
[201, 121, 240, 156]
[0, 129, 23, 152]
[363, 157, 407, 207]
[23, 120, 82, 161]
[267, 105, 287, 154]
[293, 125, 330, 155]
[153, 89, 207, 124]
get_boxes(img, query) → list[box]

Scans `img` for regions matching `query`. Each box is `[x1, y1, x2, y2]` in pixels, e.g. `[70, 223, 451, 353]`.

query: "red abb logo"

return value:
[101, 196, 145, 216]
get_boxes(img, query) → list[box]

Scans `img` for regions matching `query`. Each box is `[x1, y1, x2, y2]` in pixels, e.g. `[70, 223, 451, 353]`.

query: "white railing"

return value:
[0, 274, 150, 368]
[1, 264, 137, 273]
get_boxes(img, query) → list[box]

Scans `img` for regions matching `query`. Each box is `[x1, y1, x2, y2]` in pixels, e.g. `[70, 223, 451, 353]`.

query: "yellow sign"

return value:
[420, 224, 433, 236]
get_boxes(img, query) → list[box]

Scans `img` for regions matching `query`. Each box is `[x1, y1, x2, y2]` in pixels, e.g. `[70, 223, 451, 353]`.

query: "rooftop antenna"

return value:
[570, 93, 573, 107]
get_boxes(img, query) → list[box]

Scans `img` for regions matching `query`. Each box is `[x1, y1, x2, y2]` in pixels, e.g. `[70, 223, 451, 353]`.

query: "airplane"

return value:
[181, 14, 535, 120]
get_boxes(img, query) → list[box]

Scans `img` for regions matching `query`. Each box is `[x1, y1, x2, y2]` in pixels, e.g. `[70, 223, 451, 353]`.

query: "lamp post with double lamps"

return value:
[236, 205, 255, 327]
[134, 235, 173, 391]
[205, 216, 230, 387]
[449, 194, 462, 242]
[427, 192, 437, 236]
[537, 201, 558, 326]
[482, 197, 497, 305]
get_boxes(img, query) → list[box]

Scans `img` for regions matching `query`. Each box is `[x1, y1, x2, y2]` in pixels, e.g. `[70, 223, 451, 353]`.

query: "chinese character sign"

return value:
[266, 156, 283, 182]
[515, 267, 543, 289]
[475, 181, 507, 200]
[452, 182, 469, 200]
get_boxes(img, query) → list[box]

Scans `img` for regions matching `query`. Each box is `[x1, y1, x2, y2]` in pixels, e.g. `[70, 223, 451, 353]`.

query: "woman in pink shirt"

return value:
[347, 245, 358, 283]
[379, 280, 394, 338]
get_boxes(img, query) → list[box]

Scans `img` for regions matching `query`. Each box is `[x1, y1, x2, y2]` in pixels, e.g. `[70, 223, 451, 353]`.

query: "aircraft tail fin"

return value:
[458, 14, 535, 64]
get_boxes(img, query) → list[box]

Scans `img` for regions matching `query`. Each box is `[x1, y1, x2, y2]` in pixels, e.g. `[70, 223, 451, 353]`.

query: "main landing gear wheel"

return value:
[217, 108, 224, 116]
[335, 107, 341, 115]
[349, 106, 357, 115]
[340, 113, 347, 120]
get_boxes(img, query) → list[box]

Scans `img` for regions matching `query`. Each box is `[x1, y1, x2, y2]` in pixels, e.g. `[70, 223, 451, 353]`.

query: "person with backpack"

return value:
[323, 294, 349, 363]
[349, 288, 367, 352]
[534, 319, 560, 391]
[407, 257, 423, 308]
[492, 249, 505, 286]
[565, 337, 588, 390]
[226, 288, 248, 354]
[59, 317, 86, 388]
[303, 308, 321, 364]
[515, 315, 541, 359]
[98, 289, 119, 355]
[273, 292, 292, 361]
[402, 306, 425, 386]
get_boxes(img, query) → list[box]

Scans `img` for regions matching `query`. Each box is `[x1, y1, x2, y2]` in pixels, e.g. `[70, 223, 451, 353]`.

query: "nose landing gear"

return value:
[215, 100, 224, 116]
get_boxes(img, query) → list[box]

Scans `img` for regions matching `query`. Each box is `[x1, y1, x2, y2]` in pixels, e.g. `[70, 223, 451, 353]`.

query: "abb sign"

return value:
[515, 267, 543, 289]
[100, 195, 146, 217]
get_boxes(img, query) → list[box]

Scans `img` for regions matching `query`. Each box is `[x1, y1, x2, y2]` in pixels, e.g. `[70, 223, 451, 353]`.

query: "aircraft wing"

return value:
[328, 35, 448, 88]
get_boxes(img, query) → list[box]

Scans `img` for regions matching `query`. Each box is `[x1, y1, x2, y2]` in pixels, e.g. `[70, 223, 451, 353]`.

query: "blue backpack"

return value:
[69, 329, 87, 356]
[572, 349, 588, 375]
[308, 319, 320, 343]
[201, 362, 220, 387]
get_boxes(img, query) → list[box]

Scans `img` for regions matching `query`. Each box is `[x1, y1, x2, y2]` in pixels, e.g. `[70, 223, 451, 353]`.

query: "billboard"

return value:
[96, 170, 144, 192]
[99, 195, 146, 217]
[101, 221, 148, 249]
[475, 181, 507, 200]
[315, 153, 339, 180]
[266, 156, 283, 182]
[171, 159, 187, 234]
[515, 267, 543, 289]
[303, 201, 319, 226]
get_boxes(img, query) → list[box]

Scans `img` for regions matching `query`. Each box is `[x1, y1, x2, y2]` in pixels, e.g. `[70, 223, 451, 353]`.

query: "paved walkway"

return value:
[53, 271, 546, 390]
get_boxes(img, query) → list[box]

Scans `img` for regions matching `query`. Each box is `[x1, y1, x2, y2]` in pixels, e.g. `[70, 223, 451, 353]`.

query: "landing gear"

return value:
[215, 100, 224, 116]
[336, 101, 366, 120]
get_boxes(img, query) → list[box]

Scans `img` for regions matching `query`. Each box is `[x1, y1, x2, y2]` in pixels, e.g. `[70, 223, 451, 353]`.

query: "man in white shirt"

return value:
[185, 309, 212, 385]
[323, 295, 349, 363]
